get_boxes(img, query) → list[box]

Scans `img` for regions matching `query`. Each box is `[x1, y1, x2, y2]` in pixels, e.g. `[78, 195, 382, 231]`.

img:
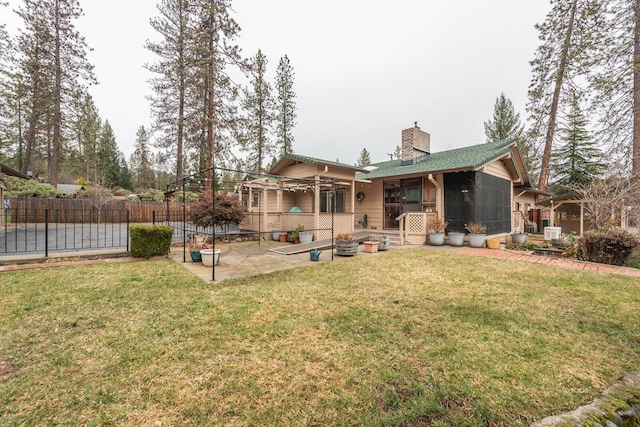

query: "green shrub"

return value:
[627, 252, 640, 269]
[4, 176, 59, 198]
[576, 228, 640, 266]
[130, 225, 173, 258]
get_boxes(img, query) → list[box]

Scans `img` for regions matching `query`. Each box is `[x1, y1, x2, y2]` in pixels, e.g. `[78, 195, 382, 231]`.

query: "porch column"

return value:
[277, 187, 283, 229]
[550, 201, 555, 227]
[350, 180, 355, 233]
[314, 176, 320, 239]
[262, 189, 268, 236]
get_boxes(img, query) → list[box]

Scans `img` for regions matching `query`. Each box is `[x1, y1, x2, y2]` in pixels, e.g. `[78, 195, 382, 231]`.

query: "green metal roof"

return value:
[270, 153, 367, 174]
[355, 138, 519, 180]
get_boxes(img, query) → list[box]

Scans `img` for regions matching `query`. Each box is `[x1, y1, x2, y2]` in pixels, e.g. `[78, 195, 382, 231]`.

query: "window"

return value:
[320, 189, 345, 213]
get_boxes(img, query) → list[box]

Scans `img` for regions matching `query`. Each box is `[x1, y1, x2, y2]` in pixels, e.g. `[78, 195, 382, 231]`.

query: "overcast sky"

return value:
[3, 0, 551, 166]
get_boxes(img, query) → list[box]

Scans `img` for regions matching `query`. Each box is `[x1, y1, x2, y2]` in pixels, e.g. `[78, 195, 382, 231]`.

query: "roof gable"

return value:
[269, 153, 367, 176]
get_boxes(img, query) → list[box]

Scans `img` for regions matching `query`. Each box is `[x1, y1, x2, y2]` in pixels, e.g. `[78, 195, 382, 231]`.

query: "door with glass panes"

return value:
[384, 178, 436, 229]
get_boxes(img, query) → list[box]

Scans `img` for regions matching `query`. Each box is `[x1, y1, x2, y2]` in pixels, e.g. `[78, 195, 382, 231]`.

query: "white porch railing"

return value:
[396, 212, 435, 245]
[240, 212, 353, 240]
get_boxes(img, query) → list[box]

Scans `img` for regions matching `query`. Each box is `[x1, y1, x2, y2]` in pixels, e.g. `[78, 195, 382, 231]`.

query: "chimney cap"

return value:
[414, 121, 419, 128]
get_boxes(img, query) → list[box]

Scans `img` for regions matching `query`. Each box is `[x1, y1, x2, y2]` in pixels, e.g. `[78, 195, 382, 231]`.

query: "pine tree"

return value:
[551, 93, 606, 186]
[146, 0, 190, 181]
[484, 93, 525, 142]
[241, 49, 274, 172]
[190, 0, 245, 186]
[0, 2, 13, 163]
[11, 0, 95, 185]
[526, 0, 602, 191]
[590, 0, 640, 177]
[356, 148, 371, 167]
[97, 120, 129, 189]
[130, 125, 156, 190]
[274, 55, 296, 157]
[69, 92, 101, 182]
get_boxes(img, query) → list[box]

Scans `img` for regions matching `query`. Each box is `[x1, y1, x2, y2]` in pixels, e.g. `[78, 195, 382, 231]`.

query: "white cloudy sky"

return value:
[3, 0, 551, 165]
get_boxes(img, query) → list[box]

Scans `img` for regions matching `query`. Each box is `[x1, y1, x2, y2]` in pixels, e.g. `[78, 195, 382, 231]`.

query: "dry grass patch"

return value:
[0, 251, 639, 426]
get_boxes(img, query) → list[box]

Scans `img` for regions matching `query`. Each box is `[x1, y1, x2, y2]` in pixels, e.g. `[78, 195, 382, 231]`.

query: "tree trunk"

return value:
[205, 16, 214, 189]
[538, 0, 578, 192]
[176, 0, 185, 181]
[50, 0, 61, 187]
[633, 0, 640, 178]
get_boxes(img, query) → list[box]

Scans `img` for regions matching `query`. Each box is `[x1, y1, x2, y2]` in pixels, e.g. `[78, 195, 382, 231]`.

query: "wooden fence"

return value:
[6, 198, 183, 223]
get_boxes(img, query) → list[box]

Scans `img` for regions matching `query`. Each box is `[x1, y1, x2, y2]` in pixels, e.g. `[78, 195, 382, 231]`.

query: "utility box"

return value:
[544, 226, 562, 240]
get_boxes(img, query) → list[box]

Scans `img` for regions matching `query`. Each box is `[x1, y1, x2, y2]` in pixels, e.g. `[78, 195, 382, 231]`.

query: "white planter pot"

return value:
[200, 248, 221, 266]
[468, 234, 487, 248]
[512, 233, 527, 244]
[299, 231, 313, 244]
[448, 232, 465, 247]
[428, 232, 445, 246]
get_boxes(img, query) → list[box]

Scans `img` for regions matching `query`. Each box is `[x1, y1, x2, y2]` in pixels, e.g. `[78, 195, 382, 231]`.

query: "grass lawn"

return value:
[1, 249, 639, 426]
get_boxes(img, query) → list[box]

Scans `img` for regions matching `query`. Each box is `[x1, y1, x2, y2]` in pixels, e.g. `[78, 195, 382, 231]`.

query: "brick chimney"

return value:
[401, 122, 430, 165]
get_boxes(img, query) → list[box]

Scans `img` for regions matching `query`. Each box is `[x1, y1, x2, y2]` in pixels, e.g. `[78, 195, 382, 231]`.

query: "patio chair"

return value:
[525, 220, 537, 233]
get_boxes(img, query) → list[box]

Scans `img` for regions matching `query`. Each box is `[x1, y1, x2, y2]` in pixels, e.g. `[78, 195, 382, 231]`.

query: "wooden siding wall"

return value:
[485, 159, 514, 181]
[354, 180, 383, 229]
[7, 198, 181, 223]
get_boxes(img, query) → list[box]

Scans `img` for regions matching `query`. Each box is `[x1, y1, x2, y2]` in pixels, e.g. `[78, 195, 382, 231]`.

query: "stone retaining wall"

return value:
[531, 373, 640, 427]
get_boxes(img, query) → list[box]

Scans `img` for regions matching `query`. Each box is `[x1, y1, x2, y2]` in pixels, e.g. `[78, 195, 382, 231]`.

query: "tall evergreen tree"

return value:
[130, 125, 156, 190]
[0, 1, 13, 162]
[97, 120, 129, 189]
[10, 0, 95, 185]
[241, 49, 274, 172]
[274, 54, 296, 157]
[526, 0, 601, 191]
[190, 0, 244, 186]
[356, 148, 371, 167]
[484, 93, 525, 142]
[590, 0, 640, 177]
[551, 93, 606, 186]
[145, 0, 190, 181]
[14, 0, 54, 178]
[69, 92, 101, 182]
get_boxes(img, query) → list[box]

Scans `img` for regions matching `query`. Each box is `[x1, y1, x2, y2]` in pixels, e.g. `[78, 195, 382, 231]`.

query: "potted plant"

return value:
[511, 228, 527, 244]
[335, 232, 359, 256]
[188, 234, 205, 262]
[427, 216, 448, 246]
[465, 222, 487, 248]
[447, 231, 465, 247]
[290, 224, 304, 244]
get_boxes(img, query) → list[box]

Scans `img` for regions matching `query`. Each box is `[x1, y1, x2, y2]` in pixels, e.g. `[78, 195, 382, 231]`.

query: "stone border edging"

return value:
[530, 373, 640, 426]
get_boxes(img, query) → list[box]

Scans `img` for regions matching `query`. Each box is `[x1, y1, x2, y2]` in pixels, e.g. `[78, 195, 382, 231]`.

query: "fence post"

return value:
[127, 210, 130, 252]
[152, 210, 155, 225]
[45, 209, 49, 257]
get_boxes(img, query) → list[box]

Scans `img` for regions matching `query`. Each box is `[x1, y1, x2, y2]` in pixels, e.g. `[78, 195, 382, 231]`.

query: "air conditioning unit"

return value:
[544, 226, 562, 240]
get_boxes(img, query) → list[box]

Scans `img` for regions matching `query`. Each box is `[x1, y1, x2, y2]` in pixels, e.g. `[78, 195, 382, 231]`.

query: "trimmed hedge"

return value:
[577, 228, 640, 266]
[130, 225, 173, 258]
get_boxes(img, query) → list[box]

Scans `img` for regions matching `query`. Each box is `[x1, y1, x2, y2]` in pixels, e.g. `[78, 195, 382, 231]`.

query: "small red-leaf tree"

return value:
[190, 191, 244, 230]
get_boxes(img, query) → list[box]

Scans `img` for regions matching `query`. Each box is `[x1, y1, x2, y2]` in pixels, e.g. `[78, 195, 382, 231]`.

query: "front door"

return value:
[383, 179, 421, 229]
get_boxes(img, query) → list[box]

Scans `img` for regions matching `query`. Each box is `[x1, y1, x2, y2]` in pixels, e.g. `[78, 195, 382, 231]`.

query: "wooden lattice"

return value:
[408, 214, 426, 234]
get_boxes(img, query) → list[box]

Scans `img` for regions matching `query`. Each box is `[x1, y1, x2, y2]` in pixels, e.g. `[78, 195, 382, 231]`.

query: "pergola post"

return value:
[262, 188, 268, 237]
[314, 176, 320, 239]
